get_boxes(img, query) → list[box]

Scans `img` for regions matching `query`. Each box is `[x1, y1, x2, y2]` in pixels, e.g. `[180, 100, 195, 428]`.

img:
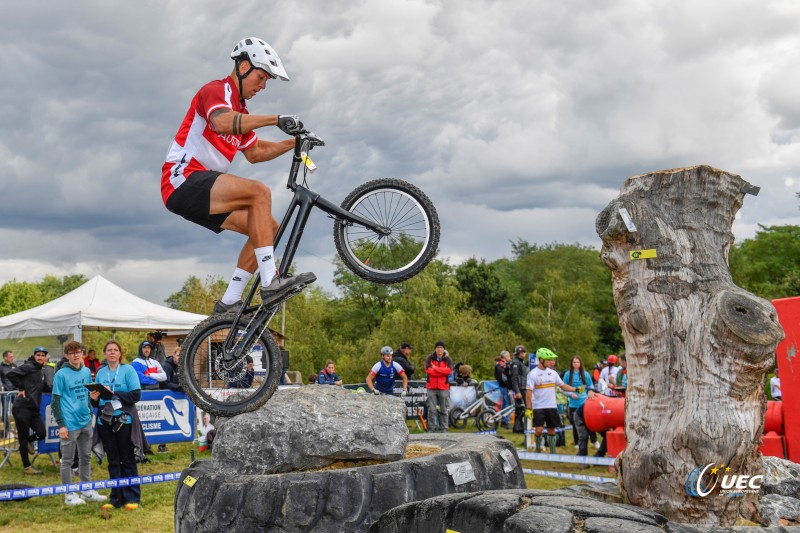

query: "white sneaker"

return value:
[82, 490, 107, 502]
[65, 493, 86, 506]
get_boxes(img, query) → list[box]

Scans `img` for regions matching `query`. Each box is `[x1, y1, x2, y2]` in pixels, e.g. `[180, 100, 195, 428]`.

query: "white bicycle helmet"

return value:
[231, 37, 290, 82]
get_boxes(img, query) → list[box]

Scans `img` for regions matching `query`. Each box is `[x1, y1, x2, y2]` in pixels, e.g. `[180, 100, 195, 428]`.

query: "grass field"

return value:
[0, 423, 608, 532]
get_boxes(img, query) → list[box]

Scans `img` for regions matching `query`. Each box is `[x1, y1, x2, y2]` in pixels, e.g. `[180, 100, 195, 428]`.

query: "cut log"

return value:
[595, 165, 785, 525]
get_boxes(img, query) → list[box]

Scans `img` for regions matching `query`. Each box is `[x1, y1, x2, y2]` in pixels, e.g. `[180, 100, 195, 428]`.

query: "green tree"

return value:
[730, 225, 800, 300]
[359, 261, 516, 381]
[454, 257, 509, 316]
[165, 275, 227, 314]
[0, 275, 89, 316]
[501, 240, 622, 359]
[279, 286, 358, 382]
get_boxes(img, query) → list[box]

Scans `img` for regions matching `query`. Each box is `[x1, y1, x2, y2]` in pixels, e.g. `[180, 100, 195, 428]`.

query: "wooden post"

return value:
[595, 165, 785, 525]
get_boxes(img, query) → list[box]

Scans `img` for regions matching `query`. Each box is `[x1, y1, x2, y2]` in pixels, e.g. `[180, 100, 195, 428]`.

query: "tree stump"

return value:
[595, 165, 785, 525]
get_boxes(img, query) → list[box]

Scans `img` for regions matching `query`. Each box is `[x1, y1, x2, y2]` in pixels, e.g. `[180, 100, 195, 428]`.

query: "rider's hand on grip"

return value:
[525, 408, 533, 419]
[372, 389, 380, 395]
[278, 115, 303, 134]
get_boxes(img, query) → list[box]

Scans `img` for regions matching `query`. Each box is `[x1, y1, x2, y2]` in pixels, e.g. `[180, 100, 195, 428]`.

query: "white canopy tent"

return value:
[0, 274, 207, 341]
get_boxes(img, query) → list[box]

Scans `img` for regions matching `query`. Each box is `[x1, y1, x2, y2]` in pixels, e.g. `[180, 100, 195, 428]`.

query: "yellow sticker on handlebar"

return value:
[301, 154, 317, 173]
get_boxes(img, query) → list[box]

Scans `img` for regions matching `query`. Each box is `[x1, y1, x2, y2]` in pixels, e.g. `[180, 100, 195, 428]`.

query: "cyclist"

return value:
[162, 37, 315, 314]
[525, 348, 579, 454]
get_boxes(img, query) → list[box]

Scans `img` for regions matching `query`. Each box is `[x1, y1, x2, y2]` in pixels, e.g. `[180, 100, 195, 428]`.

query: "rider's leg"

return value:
[211, 174, 277, 287]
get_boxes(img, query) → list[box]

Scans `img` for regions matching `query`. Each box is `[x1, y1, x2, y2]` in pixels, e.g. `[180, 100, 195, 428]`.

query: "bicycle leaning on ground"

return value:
[180, 127, 440, 417]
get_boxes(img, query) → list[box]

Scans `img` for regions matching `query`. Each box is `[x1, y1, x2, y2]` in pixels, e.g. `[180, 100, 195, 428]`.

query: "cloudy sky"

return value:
[1, 0, 799, 305]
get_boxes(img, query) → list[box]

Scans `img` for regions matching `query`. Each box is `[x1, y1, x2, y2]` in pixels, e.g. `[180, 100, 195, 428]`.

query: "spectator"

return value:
[197, 412, 216, 451]
[52, 341, 107, 505]
[93, 340, 142, 511]
[509, 345, 529, 434]
[493, 350, 512, 429]
[147, 332, 167, 366]
[7, 346, 51, 474]
[600, 354, 620, 396]
[226, 356, 254, 389]
[561, 355, 597, 457]
[1, 350, 19, 390]
[425, 341, 453, 433]
[525, 348, 579, 453]
[132, 341, 167, 390]
[84, 349, 102, 379]
[592, 360, 607, 384]
[317, 360, 342, 386]
[771, 368, 781, 401]
[454, 364, 477, 387]
[307, 373, 318, 385]
[366, 346, 408, 395]
[1, 350, 19, 436]
[162, 345, 182, 392]
[392, 343, 415, 379]
[613, 354, 628, 394]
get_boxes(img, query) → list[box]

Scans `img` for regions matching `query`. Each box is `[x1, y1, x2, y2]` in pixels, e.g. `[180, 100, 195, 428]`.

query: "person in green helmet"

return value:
[524, 348, 579, 454]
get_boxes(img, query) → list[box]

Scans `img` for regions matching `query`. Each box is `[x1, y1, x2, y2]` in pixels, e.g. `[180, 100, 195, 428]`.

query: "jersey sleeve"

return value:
[197, 80, 233, 121]
[554, 372, 565, 386]
[238, 130, 258, 151]
[393, 362, 405, 374]
[370, 362, 381, 375]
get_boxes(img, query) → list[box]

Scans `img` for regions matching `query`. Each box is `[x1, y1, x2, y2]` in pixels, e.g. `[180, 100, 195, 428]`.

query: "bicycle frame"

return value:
[221, 133, 391, 363]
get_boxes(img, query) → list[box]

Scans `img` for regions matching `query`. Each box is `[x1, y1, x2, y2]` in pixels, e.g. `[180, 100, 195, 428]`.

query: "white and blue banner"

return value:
[38, 391, 196, 453]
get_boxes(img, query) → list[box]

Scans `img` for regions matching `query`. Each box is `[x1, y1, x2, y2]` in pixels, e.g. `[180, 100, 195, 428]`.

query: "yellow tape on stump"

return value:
[629, 249, 657, 260]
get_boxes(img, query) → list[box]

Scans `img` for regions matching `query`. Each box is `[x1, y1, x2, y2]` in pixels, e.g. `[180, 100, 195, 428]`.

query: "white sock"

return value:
[254, 246, 277, 287]
[221, 268, 253, 305]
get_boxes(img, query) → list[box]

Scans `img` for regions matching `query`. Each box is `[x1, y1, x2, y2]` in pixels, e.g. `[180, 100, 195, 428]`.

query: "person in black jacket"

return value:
[161, 346, 182, 392]
[8, 347, 52, 474]
[392, 343, 415, 380]
[493, 350, 512, 429]
[509, 345, 529, 434]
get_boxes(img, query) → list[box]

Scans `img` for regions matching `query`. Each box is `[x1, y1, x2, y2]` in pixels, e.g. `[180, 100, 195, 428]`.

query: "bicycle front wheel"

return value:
[476, 409, 499, 432]
[334, 179, 440, 284]
[180, 312, 282, 417]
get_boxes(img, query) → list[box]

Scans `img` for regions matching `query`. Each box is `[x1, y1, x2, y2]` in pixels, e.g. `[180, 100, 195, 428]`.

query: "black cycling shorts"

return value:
[533, 407, 561, 429]
[166, 171, 231, 234]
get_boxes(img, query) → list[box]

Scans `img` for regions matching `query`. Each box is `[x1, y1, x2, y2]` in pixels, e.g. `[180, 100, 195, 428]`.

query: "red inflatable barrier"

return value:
[606, 427, 627, 458]
[761, 431, 786, 459]
[764, 401, 783, 434]
[583, 396, 625, 433]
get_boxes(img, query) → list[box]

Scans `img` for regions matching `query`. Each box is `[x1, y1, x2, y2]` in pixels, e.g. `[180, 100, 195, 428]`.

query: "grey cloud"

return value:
[1, 0, 800, 305]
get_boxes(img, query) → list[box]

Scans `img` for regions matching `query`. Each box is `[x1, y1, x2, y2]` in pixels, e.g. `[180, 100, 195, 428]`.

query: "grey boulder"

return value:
[212, 385, 408, 475]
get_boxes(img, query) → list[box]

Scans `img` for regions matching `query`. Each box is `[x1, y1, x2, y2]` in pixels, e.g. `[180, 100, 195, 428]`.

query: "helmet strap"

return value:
[234, 57, 254, 107]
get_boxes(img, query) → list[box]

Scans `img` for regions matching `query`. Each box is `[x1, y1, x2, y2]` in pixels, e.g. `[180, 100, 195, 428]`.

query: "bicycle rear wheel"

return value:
[180, 312, 282, 417]
[334, 178, 440, 284]
[449, 407, 467, 429]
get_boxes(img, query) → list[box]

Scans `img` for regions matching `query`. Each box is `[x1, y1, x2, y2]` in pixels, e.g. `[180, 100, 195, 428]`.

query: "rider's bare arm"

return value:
[242, 138, 295, 164]
[209, 109, 278, 136]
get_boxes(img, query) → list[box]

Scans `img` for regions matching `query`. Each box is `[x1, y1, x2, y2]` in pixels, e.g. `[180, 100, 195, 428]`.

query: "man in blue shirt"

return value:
[52, 341, 107, 505]
[366, 346, 408, 395]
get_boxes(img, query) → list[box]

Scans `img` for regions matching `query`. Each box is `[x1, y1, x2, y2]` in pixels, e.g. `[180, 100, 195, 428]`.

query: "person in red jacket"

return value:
[425, 341, 453, 433]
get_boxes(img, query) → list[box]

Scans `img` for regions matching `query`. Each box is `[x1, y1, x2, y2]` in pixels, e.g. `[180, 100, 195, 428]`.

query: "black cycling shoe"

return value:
[260, 272, 316, 307]
[212, 300, 243, 315]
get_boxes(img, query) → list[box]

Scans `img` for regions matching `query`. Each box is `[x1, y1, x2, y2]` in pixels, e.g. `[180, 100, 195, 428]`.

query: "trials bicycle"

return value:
[180, 128, 440, 416]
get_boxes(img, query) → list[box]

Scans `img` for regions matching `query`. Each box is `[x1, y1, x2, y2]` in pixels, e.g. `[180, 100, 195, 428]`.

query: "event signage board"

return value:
[37, 390, 195, 453]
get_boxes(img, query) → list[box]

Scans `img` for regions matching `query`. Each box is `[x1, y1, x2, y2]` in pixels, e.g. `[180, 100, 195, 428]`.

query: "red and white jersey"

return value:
[161, 76, 258, 204]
